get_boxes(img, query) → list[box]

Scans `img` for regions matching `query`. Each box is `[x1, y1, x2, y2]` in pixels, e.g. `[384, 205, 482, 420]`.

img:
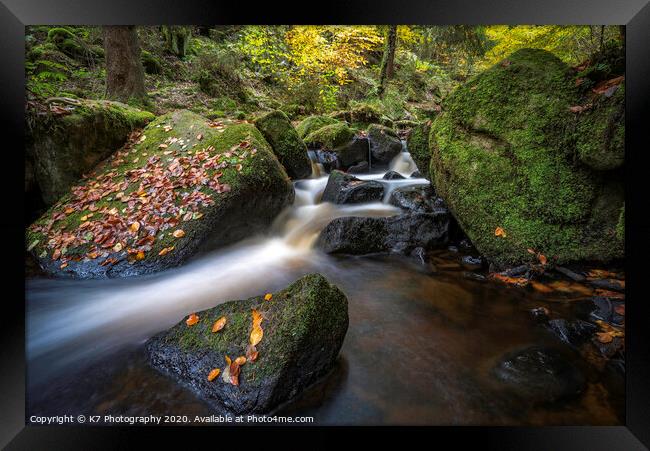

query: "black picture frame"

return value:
[2, 1, 649, 448]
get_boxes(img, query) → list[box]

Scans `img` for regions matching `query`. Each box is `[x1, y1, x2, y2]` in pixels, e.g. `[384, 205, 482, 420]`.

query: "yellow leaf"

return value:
[207, 368, 221, 381]
[234, 356, 246, 366]
[211, 316, 227, 333]
[129, 222, 140, 232]
[158, 246, 175, 256]
[135, 250, 145, 261]
[264, 293, 272, 301]
[173, 229, 185, 238]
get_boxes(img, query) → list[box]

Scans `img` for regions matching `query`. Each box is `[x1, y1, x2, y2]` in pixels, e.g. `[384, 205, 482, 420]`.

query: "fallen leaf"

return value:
[158, 246, 175, 256]
[494, 227, 506, 238]
[196, 133, 203, 140]
[113, 242, 123, 252]
[207, 368, 221, 381]
[264, 293, 272, 301]
[129, 222, 140, 233]
[211, 316, 227, 333]
[491, 273, 528, 287]
[250, 309, 264, 346]
[172, 229, 185, 238]
[531, 281, 553, 293]
[60, 262, 68, 269]
[135, 250, 145, 261]
[538, 254, 547, 265]
[234, 356, 246, 366]
[246, 344, 259, 362]
[186, 313, 199, 326]
[614, 304, 625, 316]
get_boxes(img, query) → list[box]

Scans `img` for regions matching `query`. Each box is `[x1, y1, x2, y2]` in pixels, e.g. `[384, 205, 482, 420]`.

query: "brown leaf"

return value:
[158, 246, 175, 256]
[250, 309, 264, 346]
[596, 331, 613, 344]
[246, 344, 259, 362]
[538, 254, 547, 265]
[614, 304, 625, 316]
[172, 229, 185, 238]
[531, 281, 553, 293]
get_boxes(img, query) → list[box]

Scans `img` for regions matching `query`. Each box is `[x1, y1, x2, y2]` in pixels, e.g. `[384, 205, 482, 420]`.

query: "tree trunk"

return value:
[103, 26, 145, 102]
[377, 25, 397, 98]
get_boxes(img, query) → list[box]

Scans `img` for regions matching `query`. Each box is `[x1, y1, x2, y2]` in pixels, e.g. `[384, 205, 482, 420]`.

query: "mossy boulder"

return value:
[146, 273, 349, 415]
[254, 110, 312, 179]
[429, 48, 624, 266]
[26, 110, 294, 279]
[141, 50, 162, 75]
[26, 99, 155, 206]
[368, 124, 402, 164]
[406, 121, 431, 178]
[303, 123, 369, 168]
[295, 115, 341, 140]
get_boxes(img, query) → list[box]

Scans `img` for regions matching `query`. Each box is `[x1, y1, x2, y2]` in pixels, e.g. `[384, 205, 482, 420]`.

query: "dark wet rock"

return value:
[502, 265, 529, 277]
[589, 297, 625, 326]
[337, 135, 369, 168]
[346, 161, 369, 174]
[410, 171, 422, 178]
[368, 124, 402, 164]
[492, 346, 585, 403]
[321, 170, 384, 204]
[546, 319, 597, 348]
[592, 336, 624, 359]
[388, 185, 445, 214]
[383, 171, 405, 180]
[317, 211, 450, 255]
[554, 266, 586, 282]
[459, 238, 475, 251]
[463, 271, 487, 282]
[588, 278, 625, 293]
[529, 307, 550, 322]
[447, 245, 459, 253]
[312, 150, 340, 172]
[146, 273, 348, 415]
[461, 255, 484, 270]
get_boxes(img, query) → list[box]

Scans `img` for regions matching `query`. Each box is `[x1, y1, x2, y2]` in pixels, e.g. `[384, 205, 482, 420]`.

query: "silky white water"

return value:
[26, 151, 422, 385]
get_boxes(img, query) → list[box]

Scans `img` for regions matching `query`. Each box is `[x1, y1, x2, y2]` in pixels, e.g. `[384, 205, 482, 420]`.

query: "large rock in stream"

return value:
[26, 110, 294, 278]
[429, 48, 625, 266]
[302, 121, 368, 169]
[317, 183, 451, 255]
[26, 99, 155, 207]
[321, 170, 384, 204]
[146, 273, 349, 415]
[368, 124, 402, 164]
[254, 110, 312, 179]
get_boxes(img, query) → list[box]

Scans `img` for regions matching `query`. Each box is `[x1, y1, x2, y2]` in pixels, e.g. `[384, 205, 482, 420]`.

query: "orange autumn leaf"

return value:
[547, 280, 593, 296]
[250, 309, 264, 346]
[129, 222, 140, 233]
[234, 356, 247, 366]
[494, 227, 506, 238]
[172, 229, 185, 238]
[207, 368, 221, 381]
[491, 273, 528, 287]
[158, 246, 175, 256]
[538, 254, 547, 265]
[212, 316, 227, 333]
[594, 289, 624, 299]
[264, 293, 273, 301]
[530, 281, 553, 293]
[246, 344, 259, 362]
[186, 313, 199, 326]
[136, 250, 145, 261]
[229, 362, 241, 386]
[614, 304, 625, 316]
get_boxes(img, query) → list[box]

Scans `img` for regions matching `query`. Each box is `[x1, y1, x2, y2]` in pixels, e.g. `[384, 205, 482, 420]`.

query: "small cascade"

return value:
[388, 140, 418, 176]
[307, 150, 325, 178]
[367, 138, 372, 172]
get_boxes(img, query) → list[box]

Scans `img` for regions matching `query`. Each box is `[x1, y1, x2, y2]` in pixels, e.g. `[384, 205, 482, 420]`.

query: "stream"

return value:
[25, 148, 624, 425]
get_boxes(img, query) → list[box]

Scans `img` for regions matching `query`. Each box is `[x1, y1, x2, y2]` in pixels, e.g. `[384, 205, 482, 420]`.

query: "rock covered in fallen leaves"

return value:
[146, 273, 349, 415]
[253, 110, 312, 179]
[429, 48, 624, 266]
[26, 99, 155, 207]
[26, 109, 294, 278]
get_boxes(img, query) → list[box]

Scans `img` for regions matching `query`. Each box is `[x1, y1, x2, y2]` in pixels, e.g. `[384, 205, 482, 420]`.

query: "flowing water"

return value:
[25, 150, 624, 425]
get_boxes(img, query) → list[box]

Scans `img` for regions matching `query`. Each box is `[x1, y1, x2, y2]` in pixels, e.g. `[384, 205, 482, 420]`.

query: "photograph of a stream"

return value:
[25, 25, 625, 426]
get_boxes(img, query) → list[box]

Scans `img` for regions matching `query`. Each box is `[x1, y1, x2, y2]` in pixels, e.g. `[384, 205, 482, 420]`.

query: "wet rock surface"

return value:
[146, 273, 348, 415]
[492, 346, 585, 403]
[321, 170, 384, 204]
[383, 170, 405, 180]
[368, 124, 402, 164]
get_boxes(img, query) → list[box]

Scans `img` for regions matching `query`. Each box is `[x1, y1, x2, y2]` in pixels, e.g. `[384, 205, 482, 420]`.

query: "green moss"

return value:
[141, 50, 162, 75]
[407, 122, 431, 177]
[303, 122, 355, 150]
[429, 48, 624, 265]
[254, 110, 311, 179]
[159, 273, 348, 384]
[295, 115, 341, 140]
[616, 204, 624, 242]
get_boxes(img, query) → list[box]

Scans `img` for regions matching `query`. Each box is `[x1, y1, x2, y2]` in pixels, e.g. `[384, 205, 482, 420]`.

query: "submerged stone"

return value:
[146, 273, 349, 415]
